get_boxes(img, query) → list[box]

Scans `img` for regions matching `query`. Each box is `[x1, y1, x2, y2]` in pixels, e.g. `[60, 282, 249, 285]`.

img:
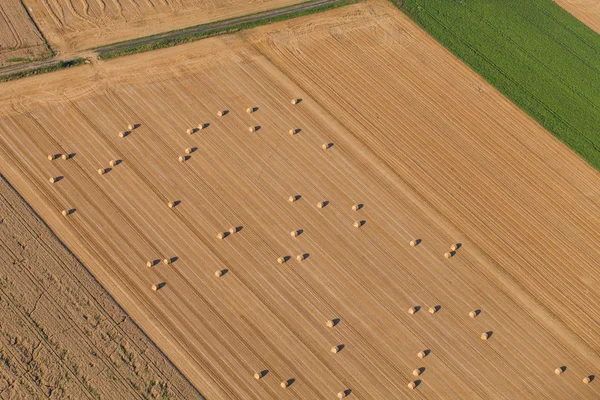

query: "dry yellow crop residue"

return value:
[1, 1, 600, 399]
[0, 176, 202, 399]
[0, 0, 47, 67]
[22, 0, 306, 53]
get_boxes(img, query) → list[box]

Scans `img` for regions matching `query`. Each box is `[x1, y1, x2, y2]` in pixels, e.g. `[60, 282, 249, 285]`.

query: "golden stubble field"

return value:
[0, 0, 48, 67]
[556, 0, 600, 33]
[1, 1, 599, 398]
[0, 176, 202, 399]
[22, 0, 305, 53]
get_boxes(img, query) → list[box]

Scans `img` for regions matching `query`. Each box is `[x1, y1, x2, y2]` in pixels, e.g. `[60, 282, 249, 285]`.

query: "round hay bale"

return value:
[280, 381, 289, 389]
[247, 107, 254, 114]
[253, 372, 262, 380]
[61, 210, 68, 217]
[326, 320, 335, 328]
[289, 129, 295, 135]
[408, 307, 417, 315]
[337, 391, 347, 398]
[168, 202, 174, 208]
[98, 168, 106, 175]
[352, 204, 359, 211]
[583, 376, 591, 384]
[163, 258, 171, 265]
[215, 270, 223, 278]
[47, 154, 56, 161]
[417, 351, 426, 359]
[62, 154, 70, 160]
[444, 252, 451, 259]
[317, 201, 325, 208]
[248, 126, 256, 133]
[178, 156, 185, 163]
[409, 240, 417, 247]
[288, 195, 297, 203]
[555, 368, 563, 376]
[450, 244, 458, 251]
[217, 232, 225, 240]
[331, 346, 339, 354]
[186, 128, 193, 135]
[322, 143, 329, 150]
[296, 254, 304, 261]
[185, 148, 192, 155]
[469, 310, 477, 318]
[481, 332, 490, 340]
[109, 160, 117, 167]
[118, 131, 125, 138]
[407, 381, 416, 390]
[48, 177, 56, 183]
[291, 230, 299, 237]
[353, 221, 361, 228]
[291, 99, 299, 105]
[277, 257, 285, 264]
[146, 261, 153, 268]
[151, 284, 158, 291]
[229, 227, 236, 234]
[428, 306, 437, 314]
[412, 369, 421, 377]
[217, 110, 224, 117]
[127, 124, 134, 131]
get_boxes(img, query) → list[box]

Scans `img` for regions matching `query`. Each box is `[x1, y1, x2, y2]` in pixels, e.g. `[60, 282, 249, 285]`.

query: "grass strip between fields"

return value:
[0, 58, 87, 83]
[389, 0, 600, 171]
[6, 51, 53, 64]
[97, 0, 360, 60]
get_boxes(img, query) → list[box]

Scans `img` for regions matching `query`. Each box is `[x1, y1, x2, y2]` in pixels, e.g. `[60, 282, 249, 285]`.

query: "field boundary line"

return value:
[0, 169, 203, 400]
[0, 0, 360, 83]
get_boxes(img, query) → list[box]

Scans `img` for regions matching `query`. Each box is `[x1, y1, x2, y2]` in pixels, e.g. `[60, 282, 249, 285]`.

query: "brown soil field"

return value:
[0, 0, 600, 398]
[0, 175, 202, 399]
[0, 0, 48, 67]
[22, 0, 305, 54]
[556, 0, 600, 33]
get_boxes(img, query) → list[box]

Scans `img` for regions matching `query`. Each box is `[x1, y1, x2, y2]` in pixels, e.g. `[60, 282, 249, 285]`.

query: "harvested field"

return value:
[0, 1, 600, 398]
[392, 0, 600, 171]
[0, 0, 48, 67]
[22, 0, 305, 53]
[0, 175, 201, 399]
[556, 0, 600, 33]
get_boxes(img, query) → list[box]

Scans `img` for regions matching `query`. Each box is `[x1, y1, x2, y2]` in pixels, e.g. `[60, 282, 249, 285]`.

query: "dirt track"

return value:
[0, 175, 201, 399]
[0, 0, 47, 67]
[23, 0, 305, 54]
[96, 0, 346, 56]
[556, 0, 600, 33]
[0, 1, 599, 398]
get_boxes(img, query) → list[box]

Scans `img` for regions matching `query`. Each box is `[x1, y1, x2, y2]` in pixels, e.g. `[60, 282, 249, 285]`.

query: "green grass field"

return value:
[390, 0, 600, 170]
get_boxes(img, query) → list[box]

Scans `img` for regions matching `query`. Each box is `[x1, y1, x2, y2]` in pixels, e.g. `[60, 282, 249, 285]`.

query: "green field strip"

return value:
[390, 0, 600, 170]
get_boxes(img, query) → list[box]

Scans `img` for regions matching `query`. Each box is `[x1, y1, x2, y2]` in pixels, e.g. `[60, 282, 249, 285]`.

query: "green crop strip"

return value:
[0, 59, 88, 83]
[389, 0, 600, 170]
